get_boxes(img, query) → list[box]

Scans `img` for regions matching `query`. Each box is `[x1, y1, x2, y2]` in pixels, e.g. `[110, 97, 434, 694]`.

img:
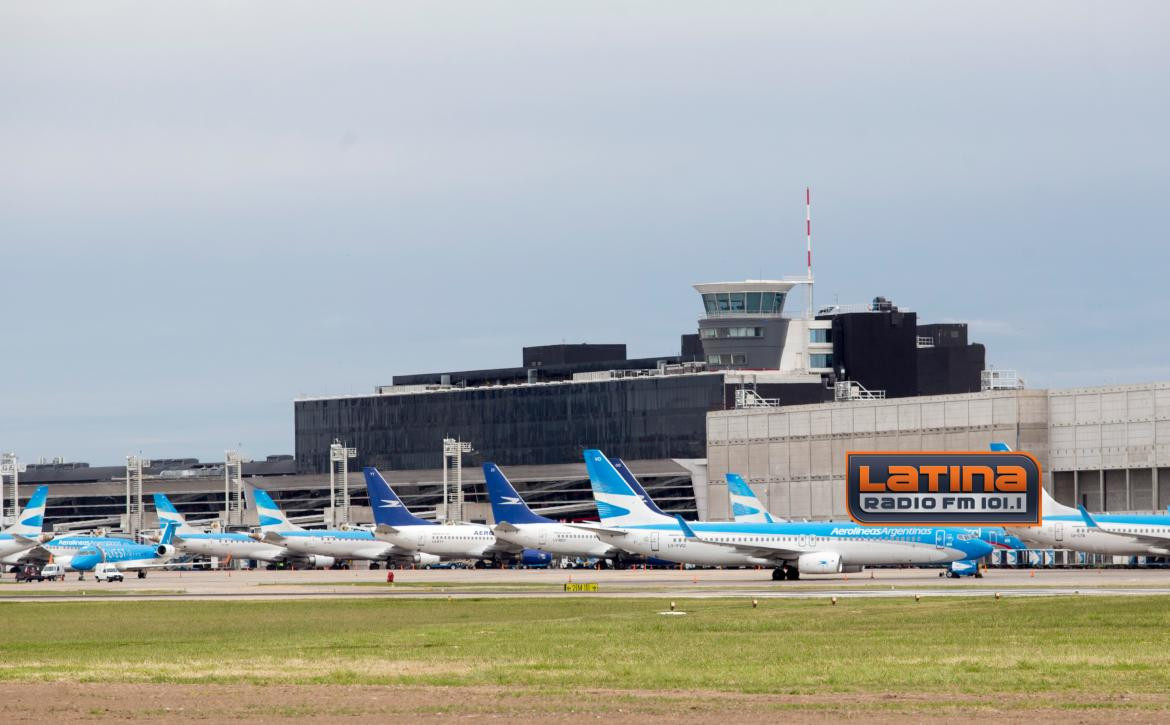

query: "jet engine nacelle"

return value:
[155, 544, 175, 558]
[412, 552, 441, 567]
[520, 549, 552, 568]
[797, 551, 843, 575]
[305, 555, 336, 569]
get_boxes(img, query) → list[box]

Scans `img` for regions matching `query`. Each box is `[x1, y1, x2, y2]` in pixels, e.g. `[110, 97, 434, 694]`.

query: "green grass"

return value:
[1, 596, 1169, 696]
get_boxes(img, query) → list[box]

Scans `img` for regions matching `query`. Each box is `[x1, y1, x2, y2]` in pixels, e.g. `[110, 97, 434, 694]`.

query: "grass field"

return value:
[3, 595, 1170, 701]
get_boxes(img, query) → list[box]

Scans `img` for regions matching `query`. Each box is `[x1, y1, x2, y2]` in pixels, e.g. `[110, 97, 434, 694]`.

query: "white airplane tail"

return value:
[245, 484, 304, 533]
[583, 449, 673, 527]
[726, 473, 778, 523]
[3, 485, 48, 538]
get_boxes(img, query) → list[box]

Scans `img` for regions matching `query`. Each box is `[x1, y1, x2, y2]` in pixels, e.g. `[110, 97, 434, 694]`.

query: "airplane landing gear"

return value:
[786, 566, 800, 581]
[771, 567, 784, 581]
[137, 570, 147, 579]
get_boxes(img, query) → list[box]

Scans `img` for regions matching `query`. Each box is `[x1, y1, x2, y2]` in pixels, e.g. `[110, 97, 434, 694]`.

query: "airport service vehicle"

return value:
[154, 493, 336, 570]
[484, 462, 621, 561]
[14, 564, 45, 582]
[0, 486, 49, 566]
[40, 563, 66, 581]
[364, 467, 545, 566]
[247, 485, 440, 568]
[70, 522, 181, 578]
[579, 449, 994, 581]
[93, 563, 124, 582]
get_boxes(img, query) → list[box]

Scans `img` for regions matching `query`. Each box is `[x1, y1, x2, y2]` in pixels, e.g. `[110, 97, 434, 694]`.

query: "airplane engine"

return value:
[305, 555, 336, 568]
[520, 549, 552, 568]
[797, 551, 843, 575]
[412, 553, 441, 567]
[155, 544, 175, 558]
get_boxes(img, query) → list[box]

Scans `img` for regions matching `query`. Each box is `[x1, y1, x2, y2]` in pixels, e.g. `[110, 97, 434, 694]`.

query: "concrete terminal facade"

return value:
[705, 382, 1170, 520]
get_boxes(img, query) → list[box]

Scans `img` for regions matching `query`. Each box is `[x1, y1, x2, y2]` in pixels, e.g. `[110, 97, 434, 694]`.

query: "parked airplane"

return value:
[0, 485, 49, 566]
[71, 521, 180, 577]
[611, 459, 670, 516]
[483, 462, 620, 561]
[153, 493, 336, 569]
[726, 473, 779, 523]
[579, 449, 993, 580]
[247, 484, 439, 567]
[363, 467, 549, 567]
[990, 442, 1170, 556]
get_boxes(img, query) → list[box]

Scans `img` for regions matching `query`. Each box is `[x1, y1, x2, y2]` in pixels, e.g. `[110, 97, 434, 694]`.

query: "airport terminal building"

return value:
[14, 275, 1169, 535]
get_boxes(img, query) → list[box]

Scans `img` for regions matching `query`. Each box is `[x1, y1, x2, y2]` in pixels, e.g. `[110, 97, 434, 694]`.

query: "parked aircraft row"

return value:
[4, 443, 1170, 579]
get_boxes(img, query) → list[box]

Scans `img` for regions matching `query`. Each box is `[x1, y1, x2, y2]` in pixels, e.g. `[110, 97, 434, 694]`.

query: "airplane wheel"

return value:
[771, 568, 784, 581]
[785, 567, 800, 581]
[137, 570, 147, 579]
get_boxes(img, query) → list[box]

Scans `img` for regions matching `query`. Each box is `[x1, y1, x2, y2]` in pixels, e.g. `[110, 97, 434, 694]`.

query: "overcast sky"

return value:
[2, 2, 1168, 465]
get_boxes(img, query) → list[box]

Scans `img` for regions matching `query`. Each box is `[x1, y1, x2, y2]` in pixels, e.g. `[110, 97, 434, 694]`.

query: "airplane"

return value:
[611, 458, 671, 516]
[247, 484, 442, 568]
[991, 442, 1170, 557]
[363, 467, 549, 567]
[0, 485, 50, 566]
[577, 449, 994, 581]
[726, 473, 779, 524]
[71, 521, 181, 577]
[483, 462, 621, 561]
[153, 493, 337, 569]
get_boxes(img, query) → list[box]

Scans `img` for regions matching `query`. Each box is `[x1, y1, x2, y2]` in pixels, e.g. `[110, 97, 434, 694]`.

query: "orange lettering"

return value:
[962, 465, 995, 492]
[858, 465, 885, 492]
[886, 465, 918, 492]
[995, 465, 1027, 492]
[920, 465, 947, 492]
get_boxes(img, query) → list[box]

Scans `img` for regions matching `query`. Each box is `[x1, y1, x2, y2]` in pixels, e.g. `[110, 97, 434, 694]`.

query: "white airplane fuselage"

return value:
[377, 523, 501, 559]
[494, 523, 614, 558]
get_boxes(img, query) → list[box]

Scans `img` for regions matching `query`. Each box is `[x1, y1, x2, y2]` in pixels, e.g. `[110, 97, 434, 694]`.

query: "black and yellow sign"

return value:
[564, 582, 599, 592]
[846, 451, 1042, 525]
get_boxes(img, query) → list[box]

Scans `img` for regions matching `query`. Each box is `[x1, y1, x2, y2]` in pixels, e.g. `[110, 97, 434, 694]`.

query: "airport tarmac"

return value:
[3, 566, 1170, 602]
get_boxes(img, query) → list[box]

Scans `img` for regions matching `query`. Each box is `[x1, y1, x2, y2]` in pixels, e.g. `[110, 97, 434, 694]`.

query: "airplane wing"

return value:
[375, 524, 400, 536]
[492, 522, 520, 534]
[567, 523, 630, 538]
[674, 515, 801, 560]
[261, 531, 287, 545]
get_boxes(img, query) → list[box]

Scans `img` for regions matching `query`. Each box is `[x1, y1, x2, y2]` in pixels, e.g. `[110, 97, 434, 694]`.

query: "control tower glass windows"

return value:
[717, 293, 730, 312]
[703, 294, 718, 315]
[729, 293, 746, 312]
[700, 327, 763, 339]
[746, 292, 762, 313]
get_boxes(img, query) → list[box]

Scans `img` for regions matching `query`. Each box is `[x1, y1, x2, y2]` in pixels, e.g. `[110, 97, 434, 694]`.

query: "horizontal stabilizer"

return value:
[567, 523, 628, 537]
[1077, 504, 1099, 528]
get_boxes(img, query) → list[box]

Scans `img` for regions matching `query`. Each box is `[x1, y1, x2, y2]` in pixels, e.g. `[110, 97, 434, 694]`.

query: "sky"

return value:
[2, 2, 1168, 465]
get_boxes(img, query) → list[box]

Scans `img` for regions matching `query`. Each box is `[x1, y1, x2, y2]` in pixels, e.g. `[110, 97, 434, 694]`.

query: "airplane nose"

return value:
[72, 555, 99, 571]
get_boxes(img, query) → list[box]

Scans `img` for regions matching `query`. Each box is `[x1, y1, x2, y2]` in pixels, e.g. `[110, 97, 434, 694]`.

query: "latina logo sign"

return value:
[846, 451, 1042, 525]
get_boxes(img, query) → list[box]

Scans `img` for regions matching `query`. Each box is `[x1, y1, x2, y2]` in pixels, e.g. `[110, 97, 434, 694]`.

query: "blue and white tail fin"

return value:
[483, 463, 552, 525]
[245, 484, 303, 532]
[152, 493, 203, 535]
[726, 473, 777, 523]
[3, 485, 48, 537]
[611, 458, 670, 517]
[584, 449, 673, 527]
[991, 441, 1075, 517]
[159, 520, 179, 546]
[363, 467, 433, 527]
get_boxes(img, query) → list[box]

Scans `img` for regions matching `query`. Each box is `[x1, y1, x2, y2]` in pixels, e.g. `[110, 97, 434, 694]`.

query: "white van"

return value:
[93, 563, 124, 583]
[40, 563, 66, 581]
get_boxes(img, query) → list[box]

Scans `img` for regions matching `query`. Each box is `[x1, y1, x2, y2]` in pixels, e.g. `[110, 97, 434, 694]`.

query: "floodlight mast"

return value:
[0, 453, 22, 524]
[224, 450, 249, 527]
[329, 440, 358, 526]
[125, 455, 150, 540]
[440, 438, 473, 522]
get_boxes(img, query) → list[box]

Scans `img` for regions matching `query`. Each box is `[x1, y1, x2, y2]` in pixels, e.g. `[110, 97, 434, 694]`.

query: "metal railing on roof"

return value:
[834, 380, 886, 402]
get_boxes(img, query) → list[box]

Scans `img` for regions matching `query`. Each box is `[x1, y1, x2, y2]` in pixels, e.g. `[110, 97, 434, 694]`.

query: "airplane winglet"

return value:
[674, 514, 698, 539]
[1077, 504, 1100, 528]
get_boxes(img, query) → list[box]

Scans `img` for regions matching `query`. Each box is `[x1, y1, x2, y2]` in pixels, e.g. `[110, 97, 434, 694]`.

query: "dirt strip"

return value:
[3, 683, 1167, 723]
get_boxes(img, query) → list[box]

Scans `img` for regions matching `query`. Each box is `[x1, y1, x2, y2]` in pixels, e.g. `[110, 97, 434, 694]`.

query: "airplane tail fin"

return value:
[483, 463, 551, 525]
[726, 473, 777, 523]
[152, 493, 202, 534]
[611, 458, 670, 517]
[245, 484, 304, 532]
[159, 520, 179, 546]
[362, 467, 432, 527]
[991, 441, 1075, 517]
[584, 449, 673, 526]
[3, 485, 48, 537]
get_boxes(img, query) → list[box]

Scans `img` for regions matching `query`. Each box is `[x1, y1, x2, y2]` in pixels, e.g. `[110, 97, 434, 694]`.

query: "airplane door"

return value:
[417, 531, 429, 548]
[1054, 523, 1064, 544]
[935, 530, 945, 547]
[650, 532, 660, 552]
[538, 529, 548, 547]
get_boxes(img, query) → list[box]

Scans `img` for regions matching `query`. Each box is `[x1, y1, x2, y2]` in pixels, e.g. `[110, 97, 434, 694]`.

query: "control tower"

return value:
[694, 279, 832, 372]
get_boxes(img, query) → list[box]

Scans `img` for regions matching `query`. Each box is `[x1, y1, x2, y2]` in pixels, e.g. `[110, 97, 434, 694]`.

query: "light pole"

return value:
[329, 440, 357, 526]
[441, 438, 473, 522]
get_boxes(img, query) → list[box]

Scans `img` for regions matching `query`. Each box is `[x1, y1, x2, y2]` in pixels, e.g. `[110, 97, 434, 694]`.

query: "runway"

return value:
[4, 566, 1170, 602]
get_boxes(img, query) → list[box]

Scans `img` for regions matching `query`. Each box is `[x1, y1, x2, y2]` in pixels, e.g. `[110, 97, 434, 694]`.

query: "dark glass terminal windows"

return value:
[809, 353, 833, 368]
[809, 328, 832, 343]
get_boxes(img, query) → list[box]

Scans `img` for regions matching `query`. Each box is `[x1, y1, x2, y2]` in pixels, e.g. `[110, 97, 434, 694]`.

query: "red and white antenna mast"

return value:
[805, 186, 814, 318]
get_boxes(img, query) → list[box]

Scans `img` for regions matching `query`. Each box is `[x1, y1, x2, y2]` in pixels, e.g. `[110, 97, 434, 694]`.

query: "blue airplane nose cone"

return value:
[72, 553, 101, 571]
